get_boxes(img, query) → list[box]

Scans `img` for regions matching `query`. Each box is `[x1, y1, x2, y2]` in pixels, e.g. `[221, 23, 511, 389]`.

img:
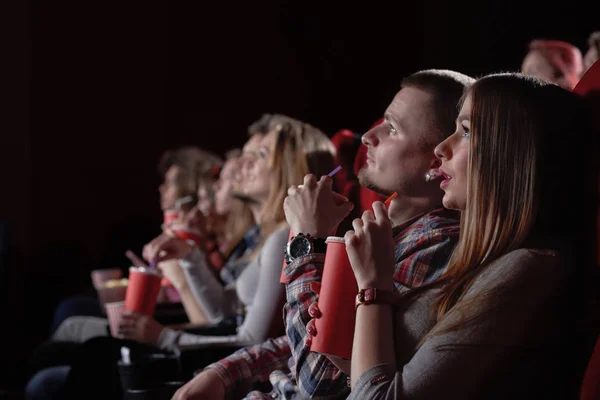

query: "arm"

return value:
[283, 253, 351, 398]
[203, 336, 292, 400]
[157, 227, 290, 351]
[158, 259, 208, 324]
[179, 248, 239, 323]
[348, 250, 563, 400]
[281, 174, 358, 398]
[282, 211, 459, 397]
[177, 284, 209, 324]
[234, 226, 289, 343]
[143, 233, 233, 323]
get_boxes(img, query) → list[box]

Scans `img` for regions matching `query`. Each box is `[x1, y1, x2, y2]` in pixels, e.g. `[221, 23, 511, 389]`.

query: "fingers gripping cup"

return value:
[124, 267, 163, 316]
[310, 236, 358, 360]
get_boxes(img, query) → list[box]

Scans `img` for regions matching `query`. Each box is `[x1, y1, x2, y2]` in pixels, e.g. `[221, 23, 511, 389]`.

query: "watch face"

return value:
[290, 237, 311, 258]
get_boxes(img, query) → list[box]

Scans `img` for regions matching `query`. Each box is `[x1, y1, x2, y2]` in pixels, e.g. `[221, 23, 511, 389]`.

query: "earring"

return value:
[425, 173, 434, 183]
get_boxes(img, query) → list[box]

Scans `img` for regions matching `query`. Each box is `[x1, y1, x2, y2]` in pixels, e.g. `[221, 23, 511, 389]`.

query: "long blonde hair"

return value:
[436, 73, 597, 319]
[256, 115, 336, 253]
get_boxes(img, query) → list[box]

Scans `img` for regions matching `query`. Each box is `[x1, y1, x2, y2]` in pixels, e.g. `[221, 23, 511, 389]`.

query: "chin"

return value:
[442, 195, 464, 212]
[358, 170, 392, 196]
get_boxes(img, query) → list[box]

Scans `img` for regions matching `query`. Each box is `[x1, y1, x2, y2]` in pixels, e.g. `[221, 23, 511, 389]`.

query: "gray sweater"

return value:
[158, 226, 289, 351]
[349, 248, 585, 399]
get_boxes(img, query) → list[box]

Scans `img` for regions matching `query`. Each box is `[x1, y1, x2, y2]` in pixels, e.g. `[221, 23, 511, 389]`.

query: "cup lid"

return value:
[170, 226, 202, 235]
[104, 300, 125, 307]
[128, 266, 162, 277]
[325, 236, 345, 244]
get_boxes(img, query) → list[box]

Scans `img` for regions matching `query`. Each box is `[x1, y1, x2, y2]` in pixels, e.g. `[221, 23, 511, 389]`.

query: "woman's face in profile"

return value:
[159, 165, 182, 211]
[434, 95, 471, 211]
[238, 131, 275, 204]
[213, 158, 240, 216]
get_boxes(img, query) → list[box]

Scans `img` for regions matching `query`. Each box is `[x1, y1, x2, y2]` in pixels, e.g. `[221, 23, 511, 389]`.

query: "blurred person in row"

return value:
[49, 146, 225, 343]
[134, 114, 337, 350]
[47, 115, 337, 400]
[47, 146, 223, 334]
[521, 39, 583, 90]
[345, 73, 598, 399]
[25, 145, 224, 400]
[25, 123, 269, 400]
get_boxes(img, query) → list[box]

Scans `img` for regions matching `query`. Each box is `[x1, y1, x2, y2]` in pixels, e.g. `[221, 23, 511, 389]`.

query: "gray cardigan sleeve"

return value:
[157, 226, 289, 351]
[348, 249, 564, 400]
[178, 248, 238, 324]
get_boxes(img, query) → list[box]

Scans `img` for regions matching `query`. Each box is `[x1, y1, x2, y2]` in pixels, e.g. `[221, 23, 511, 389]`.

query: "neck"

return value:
[387, 195, 441, 227]
[249, 202, 264, 224]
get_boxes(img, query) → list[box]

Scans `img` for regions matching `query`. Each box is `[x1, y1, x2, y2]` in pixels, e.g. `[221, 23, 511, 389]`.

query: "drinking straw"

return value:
[384, 192, 398, 208]
[125, 250, 148, 268]
[174, 195, 194, 210]
[147, 259, 158, 271]
[297, 166, 342, 189]
[327, 165, 342, 177]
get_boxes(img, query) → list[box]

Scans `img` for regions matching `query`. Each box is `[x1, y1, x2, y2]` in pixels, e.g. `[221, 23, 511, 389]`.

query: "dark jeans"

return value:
[50, 294, 103, 335]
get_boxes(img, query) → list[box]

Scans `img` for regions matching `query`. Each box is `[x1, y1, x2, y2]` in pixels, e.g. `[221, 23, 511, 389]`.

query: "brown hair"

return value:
[220, 148, 254, 257]
[401, 69, 475, 145]
[435, 73, 596, 321]
[589, 31, 600, 55]
[248, 113, 276, 136]
[255, 114, 336, 251]
[158, 146, 223, 204]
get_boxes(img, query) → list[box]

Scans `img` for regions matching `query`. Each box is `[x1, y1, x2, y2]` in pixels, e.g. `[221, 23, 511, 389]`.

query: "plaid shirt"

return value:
[206, 208, 460, 399]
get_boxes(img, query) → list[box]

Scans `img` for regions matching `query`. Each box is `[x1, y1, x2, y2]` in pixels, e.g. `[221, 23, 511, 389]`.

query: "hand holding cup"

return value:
[118, 311, 164, 347]
[143, 233, 196, 264]
[344, 201, 395, 290]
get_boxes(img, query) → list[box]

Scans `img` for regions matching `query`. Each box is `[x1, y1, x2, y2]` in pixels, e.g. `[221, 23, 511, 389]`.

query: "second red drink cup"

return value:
[124, 267, 163, 316]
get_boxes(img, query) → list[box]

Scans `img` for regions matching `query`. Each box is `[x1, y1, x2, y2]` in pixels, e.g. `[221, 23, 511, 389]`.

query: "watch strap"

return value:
[355, 288, 402, 310]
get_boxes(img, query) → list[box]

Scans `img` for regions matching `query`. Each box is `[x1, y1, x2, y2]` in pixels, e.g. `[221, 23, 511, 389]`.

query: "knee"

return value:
[25, 366, 70, 400]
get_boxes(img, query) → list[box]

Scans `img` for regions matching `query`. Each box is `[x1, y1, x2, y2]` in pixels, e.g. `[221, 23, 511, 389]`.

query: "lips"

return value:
[438, 168, 452, 189]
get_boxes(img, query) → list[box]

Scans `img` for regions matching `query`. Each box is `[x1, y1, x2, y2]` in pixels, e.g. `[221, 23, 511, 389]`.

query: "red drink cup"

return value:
[105, 301, 125, 337]
[124, 267, 162, 316]
[310, 236, 358, 360]
[163, 209, 181, 230]
[170, 225, 203, 247]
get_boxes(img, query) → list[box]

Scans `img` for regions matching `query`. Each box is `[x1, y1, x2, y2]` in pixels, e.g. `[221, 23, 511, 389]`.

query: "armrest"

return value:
[153, 302, 189, 325]
[174, 342, 243, 379]
[173, 317, 238, 336]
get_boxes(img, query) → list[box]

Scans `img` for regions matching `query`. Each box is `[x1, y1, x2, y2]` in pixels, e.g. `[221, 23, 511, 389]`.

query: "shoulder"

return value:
[266, 225, 291, 245]
[471, 248, 563, 295]
[259, 225, 290, 256]
[394, 208, 459, 257]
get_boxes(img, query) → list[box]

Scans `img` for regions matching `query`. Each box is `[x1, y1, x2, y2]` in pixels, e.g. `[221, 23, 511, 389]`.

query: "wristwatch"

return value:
[284, 233, 327, 265]
[355, 288, 402, 310]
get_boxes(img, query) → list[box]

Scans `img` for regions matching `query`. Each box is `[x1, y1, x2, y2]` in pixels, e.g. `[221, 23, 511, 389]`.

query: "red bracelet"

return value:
[355, 288, 402, 310]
